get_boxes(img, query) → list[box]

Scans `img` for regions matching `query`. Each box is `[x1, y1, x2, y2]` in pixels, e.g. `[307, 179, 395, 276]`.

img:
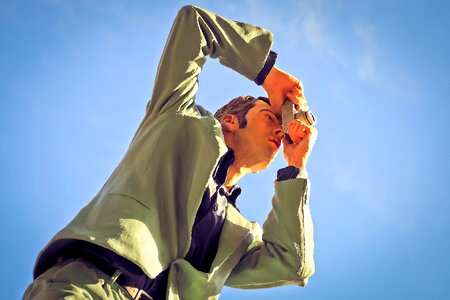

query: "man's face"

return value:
[234, 100, 284, 172]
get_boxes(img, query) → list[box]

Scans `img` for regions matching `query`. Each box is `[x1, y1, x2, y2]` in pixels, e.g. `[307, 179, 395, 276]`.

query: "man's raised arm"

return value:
[146, 5, 274, 116]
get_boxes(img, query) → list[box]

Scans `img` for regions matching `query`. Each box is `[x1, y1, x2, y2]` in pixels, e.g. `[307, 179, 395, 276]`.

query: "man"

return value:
[24, 5, 317, 300]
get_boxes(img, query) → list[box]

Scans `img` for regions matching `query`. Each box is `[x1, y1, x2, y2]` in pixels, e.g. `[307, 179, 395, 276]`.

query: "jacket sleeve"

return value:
[225, 178, 315, 288]
[146, 5, 274, 117]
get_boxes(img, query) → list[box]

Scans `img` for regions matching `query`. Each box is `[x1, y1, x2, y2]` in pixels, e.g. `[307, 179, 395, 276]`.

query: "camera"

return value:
[281, 99, 316, 144]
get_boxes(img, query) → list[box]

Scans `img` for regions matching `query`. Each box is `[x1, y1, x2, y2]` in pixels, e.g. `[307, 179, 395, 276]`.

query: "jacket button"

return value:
[213, 203, 218, 212]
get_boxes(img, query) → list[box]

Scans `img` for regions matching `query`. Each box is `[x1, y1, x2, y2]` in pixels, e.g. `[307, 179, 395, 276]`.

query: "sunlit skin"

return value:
[262, 66, 309, 113]
[221, 100, 284, 187]
[221, 66, 318, 188]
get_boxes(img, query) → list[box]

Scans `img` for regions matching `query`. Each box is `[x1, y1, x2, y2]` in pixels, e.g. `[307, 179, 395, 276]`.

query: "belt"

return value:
[59, 242, 154, 300]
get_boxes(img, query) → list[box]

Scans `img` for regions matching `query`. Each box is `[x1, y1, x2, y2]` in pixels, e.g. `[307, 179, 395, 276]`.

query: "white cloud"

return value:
[353, 22, 379, 81]
[301, 11, 326, 49]
[329, 161, 394, 227]
[353, 21, 378, 49]
[234, 0, 383, 83]
[295, 2, 381, 82]
[323, 140, 416, 232]
[357, 53, 376, 81]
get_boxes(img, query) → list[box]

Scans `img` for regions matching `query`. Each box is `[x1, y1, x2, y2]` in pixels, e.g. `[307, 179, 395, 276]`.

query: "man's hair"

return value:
[214, 95, 270, 128]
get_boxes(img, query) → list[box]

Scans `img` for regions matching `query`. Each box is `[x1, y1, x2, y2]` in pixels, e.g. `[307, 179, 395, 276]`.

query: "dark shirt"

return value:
[148, 150, 240, 299]
[184, 149, 241, 272]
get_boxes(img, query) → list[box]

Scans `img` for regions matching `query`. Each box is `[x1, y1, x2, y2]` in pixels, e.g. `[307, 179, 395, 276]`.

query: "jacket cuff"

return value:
[277, 166, 308, 181]
[254, 51, 278, 85]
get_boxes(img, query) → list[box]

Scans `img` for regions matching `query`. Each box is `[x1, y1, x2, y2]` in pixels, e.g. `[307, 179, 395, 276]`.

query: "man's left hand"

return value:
[262, 66, 308, 114]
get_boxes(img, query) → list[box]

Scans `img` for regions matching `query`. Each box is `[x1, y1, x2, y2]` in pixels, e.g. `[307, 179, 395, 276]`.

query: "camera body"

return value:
[281, 99, 316, 143]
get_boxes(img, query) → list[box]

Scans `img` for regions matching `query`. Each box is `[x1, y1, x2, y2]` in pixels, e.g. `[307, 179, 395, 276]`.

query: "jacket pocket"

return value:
[166, 258, 220, 300]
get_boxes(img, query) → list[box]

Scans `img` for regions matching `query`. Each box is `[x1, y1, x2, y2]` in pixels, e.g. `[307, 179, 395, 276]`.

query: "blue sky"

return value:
[1, 0, 449, 299]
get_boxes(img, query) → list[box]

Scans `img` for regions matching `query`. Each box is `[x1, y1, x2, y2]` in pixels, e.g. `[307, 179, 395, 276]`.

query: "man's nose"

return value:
[274, 125, 284, 140]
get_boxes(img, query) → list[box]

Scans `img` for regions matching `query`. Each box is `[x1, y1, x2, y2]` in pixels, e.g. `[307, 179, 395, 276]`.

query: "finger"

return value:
[287, 84, 304, 99]
[287, 124, 298, 143]
[287, 119, 296, 130]
[293, 85, 305, 99]
[299, 99, 309, 111]
[288, 93, 309, 111]
[295, 80, 304, 92]
[297, 125, 308, 139]
[288, 121, 306, 143]
[288, 120, 301, 134]
[296, 96, 308, 111]
[291, 83, 310, 111]
[286, 92, 300, 106]
[302, 124, 314, 137]
[298, 123, 309, 132]
[301, 126, 318, 145]
[294, 85, 303, 96]
[292, 124, 312, 141]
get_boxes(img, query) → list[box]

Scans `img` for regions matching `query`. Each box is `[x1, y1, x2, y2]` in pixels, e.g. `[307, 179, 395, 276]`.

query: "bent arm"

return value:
[147, 5, 274, 116]
[225, 178, 315, 288]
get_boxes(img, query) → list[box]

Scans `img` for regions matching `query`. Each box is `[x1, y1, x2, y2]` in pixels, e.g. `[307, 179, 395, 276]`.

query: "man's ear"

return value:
[220, 114, 239, 132]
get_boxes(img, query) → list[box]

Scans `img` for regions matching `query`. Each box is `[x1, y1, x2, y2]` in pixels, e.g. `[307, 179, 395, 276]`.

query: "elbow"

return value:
[296, 259, 315, 286]
[296, 273, 312, 287]
[173, 5, 197, 25]
[178, 5, 198, 17]
[297, 278, 308, 287]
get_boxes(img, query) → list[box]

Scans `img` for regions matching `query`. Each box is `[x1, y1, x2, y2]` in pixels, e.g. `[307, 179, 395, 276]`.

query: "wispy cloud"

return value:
[357, 53, 376, 81]
[229, 0, 380, 81]
[295, 1, 349, 68]
[324, 143, 415, 231]
[353, 21, 379, 81]
[234, 0, 392, 84]
[294, 1, 382, 82]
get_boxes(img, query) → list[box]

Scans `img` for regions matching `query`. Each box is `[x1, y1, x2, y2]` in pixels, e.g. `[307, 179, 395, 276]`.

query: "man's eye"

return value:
[265, 115, 272, 121]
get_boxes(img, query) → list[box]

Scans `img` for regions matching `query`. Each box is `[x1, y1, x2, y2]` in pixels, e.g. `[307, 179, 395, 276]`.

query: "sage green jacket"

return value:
[33, 5, 315, 299]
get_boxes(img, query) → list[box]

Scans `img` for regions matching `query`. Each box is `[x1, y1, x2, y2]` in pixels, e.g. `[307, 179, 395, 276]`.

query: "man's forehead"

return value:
[254, 100, 281, 121]
[254, 100, 279, 117]
[254, 100, 273, 110]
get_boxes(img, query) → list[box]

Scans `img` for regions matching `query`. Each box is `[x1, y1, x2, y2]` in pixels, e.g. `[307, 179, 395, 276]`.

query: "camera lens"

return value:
[296, 110, 316, 126]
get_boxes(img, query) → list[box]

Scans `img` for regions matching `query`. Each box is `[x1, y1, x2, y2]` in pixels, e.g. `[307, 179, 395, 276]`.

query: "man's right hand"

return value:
[262, 66, 309, 114]
[282, 120, 318, 169]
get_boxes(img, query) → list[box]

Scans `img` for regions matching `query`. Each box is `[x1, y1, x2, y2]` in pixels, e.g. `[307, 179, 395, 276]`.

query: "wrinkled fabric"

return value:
[27, 5, 314, 300]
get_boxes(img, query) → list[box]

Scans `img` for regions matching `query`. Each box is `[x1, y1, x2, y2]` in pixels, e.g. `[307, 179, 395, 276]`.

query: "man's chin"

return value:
[251, 156, 275, 173]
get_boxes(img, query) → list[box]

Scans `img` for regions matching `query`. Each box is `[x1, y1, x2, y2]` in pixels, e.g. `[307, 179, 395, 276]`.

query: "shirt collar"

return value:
[213, 148, 235, 186]
[213, 149, 242, 209]
[219, 185, 242, 210]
